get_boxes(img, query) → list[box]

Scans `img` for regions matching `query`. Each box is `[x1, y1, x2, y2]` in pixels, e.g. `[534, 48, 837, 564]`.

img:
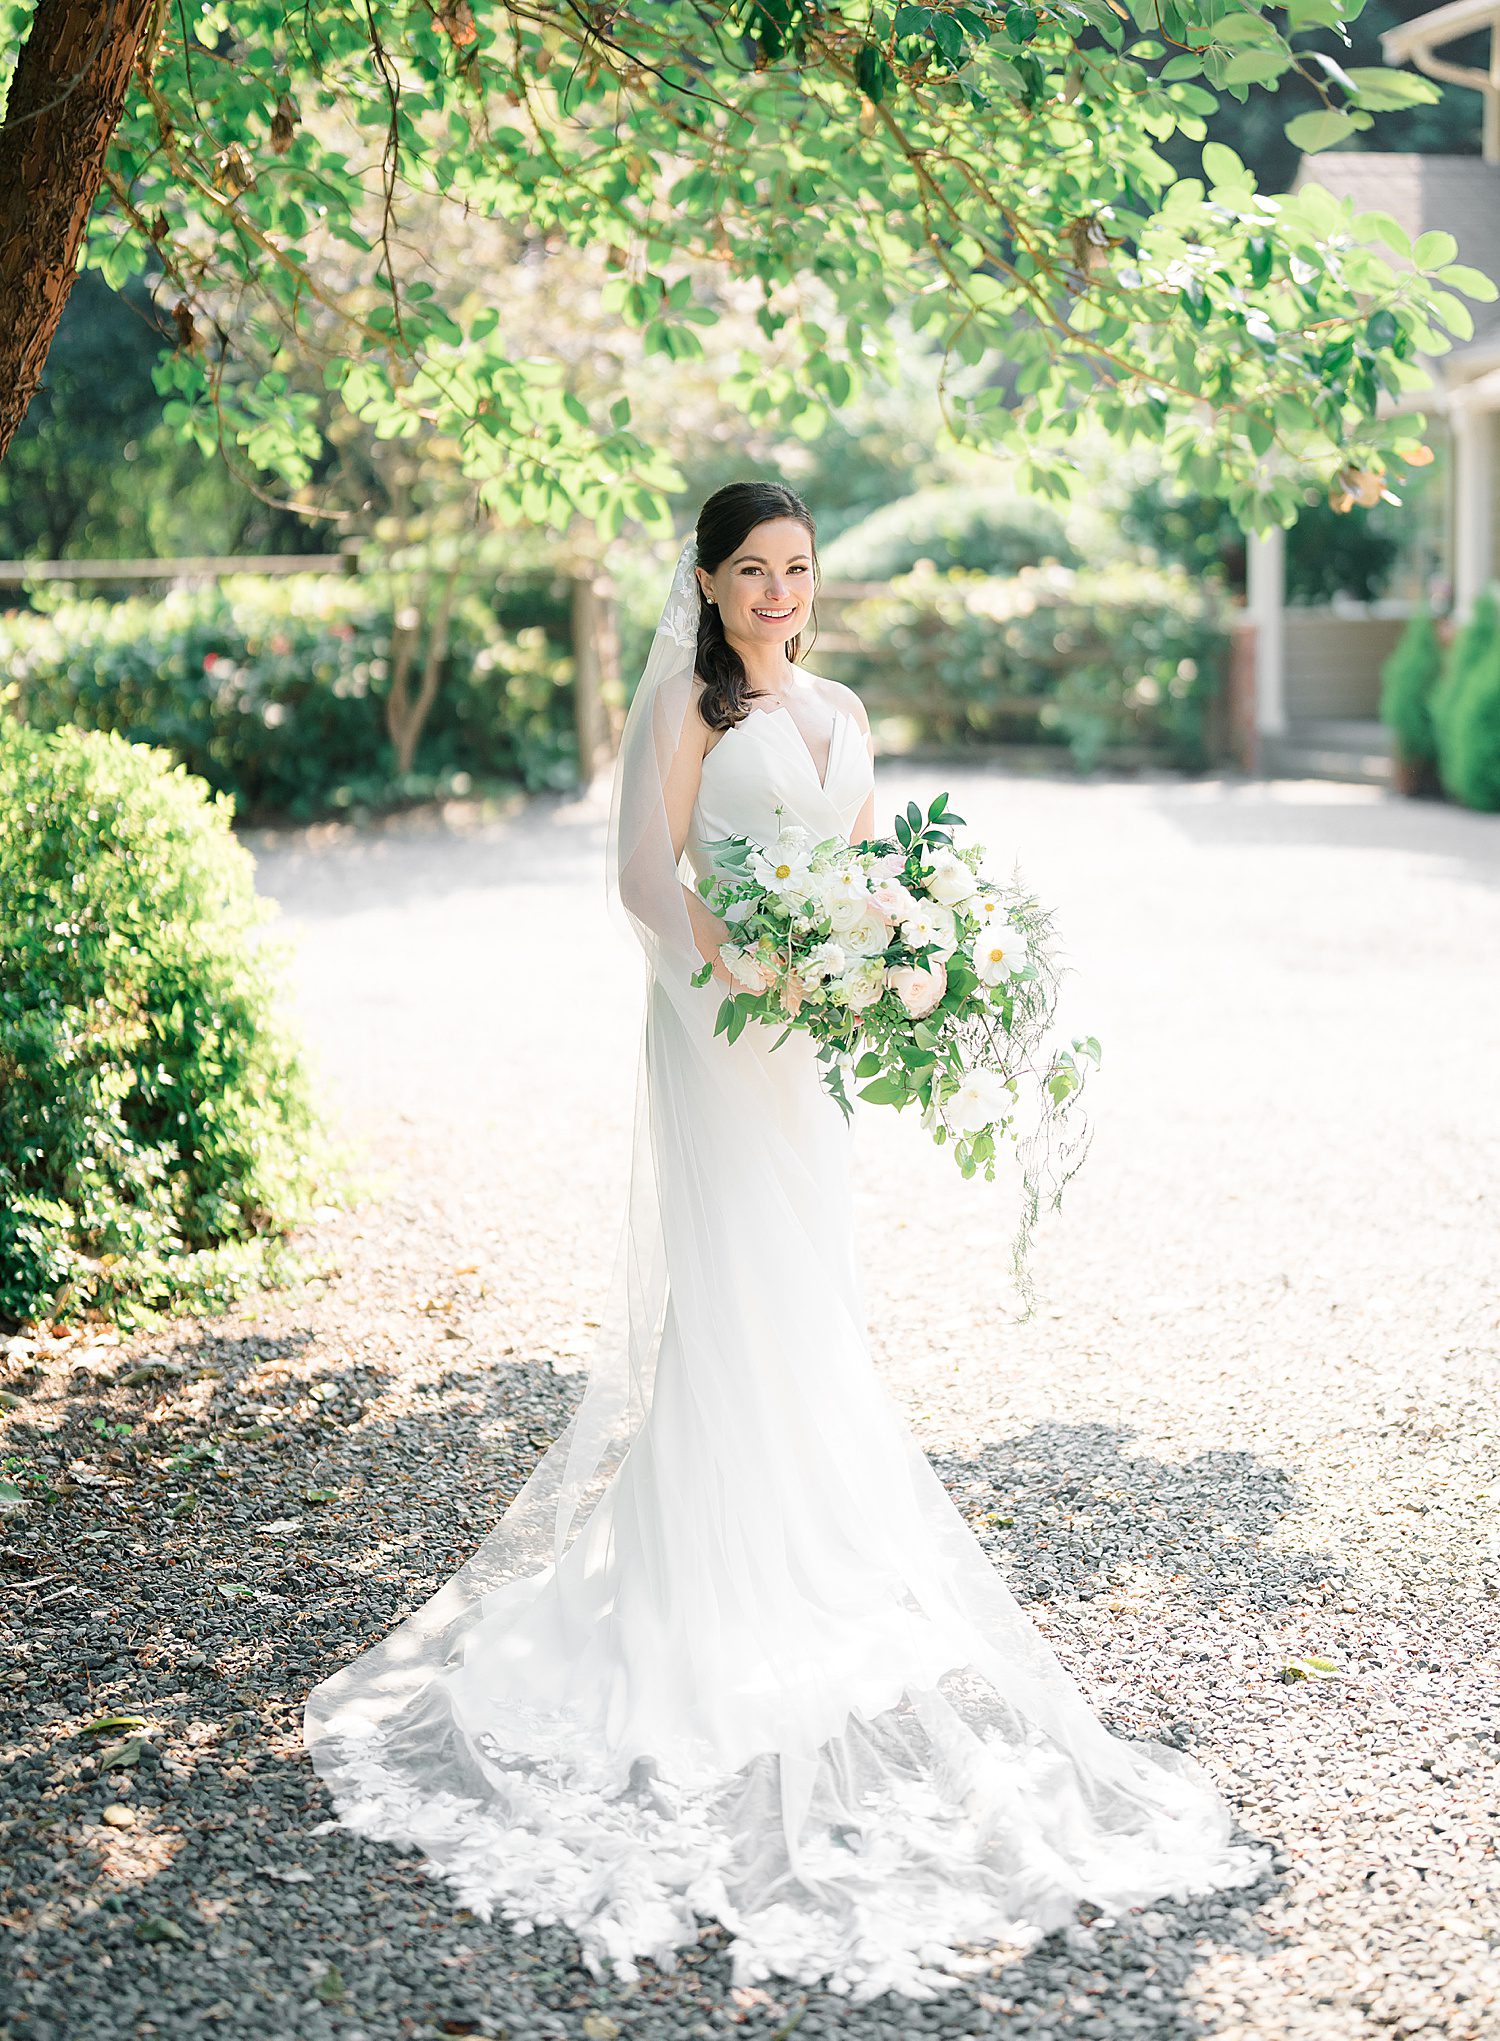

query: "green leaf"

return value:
[858, 1076, 910, 1106]
[1413, 230, 1459, 271]
[136, 1917, 189, 1945]
[98, 1736, 145, 1770]
[1343, 65, 1441, 110]
[854, 1051, 884, 1078]
[1220, 49, 1288, 85]
[1437, 263, 1500, 303]
[1201, 142, 1250, 189]
[1354, 210, 1411, 260]
[1284, 108, 1357, 154]
[80, 1713, 146, 1739]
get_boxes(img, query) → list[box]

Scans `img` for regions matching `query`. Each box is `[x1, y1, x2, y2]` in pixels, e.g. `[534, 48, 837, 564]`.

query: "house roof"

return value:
[1291, 152, 1500, 381]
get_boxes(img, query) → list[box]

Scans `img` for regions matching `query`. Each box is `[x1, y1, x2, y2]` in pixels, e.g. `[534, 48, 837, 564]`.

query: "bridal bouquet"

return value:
[691, 794, 1099, 1280]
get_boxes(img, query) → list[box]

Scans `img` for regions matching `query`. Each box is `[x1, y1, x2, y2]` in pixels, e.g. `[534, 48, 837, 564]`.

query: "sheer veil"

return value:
[303, 535, 710, 1730]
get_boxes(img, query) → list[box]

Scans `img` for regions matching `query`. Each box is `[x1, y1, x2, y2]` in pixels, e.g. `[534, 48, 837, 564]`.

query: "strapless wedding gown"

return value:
[303, 701, 1269, 2000]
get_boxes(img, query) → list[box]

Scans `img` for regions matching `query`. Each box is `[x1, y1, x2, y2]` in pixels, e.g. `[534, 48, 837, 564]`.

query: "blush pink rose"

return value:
[885, 959, 947, 1019]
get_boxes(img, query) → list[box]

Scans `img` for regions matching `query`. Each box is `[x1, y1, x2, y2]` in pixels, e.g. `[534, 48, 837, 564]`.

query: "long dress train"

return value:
[302, 695, 1270, 2001]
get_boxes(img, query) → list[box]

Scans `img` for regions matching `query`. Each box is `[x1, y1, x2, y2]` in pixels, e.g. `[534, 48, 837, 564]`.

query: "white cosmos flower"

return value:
[751, 828, 816, 899]
[971, 890, 1010, 927]
[946, 1067, 1018, 1137]
[921, 847, 980, 908]
[971, 920, 1029, 985]
[799, 939, 847, 985]
[815, 859, 872, 913]
[899, 897, 959, 958]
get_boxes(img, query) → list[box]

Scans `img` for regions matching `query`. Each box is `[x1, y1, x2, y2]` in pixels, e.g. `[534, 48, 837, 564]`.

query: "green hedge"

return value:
[0, 575, 577, 820]
[834, 561, 1227, 770]
[0, 725, 326, 1327]
[1437, 589, 1500, 813]
[1380, 604, 1443, 776]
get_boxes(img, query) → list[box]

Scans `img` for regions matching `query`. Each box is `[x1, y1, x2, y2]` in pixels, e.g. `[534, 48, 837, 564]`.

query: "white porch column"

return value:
[1246, 524, 1288, 738]
[1451, 392, 1495, 619]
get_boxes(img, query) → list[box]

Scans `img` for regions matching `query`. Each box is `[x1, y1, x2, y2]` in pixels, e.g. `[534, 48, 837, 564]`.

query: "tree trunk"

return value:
[570, 572, 622, 785]
[0, 0, 161, 464]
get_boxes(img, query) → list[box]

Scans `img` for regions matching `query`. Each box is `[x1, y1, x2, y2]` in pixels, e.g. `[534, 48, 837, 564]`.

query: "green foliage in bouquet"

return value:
[1379, 604, 1442, 774]
[0, 725, 328, 1328]
[690, 794, 1099, 1306]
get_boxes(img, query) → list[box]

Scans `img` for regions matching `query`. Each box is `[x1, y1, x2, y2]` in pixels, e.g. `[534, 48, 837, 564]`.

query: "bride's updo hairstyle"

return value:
[694, 480, 819, 733]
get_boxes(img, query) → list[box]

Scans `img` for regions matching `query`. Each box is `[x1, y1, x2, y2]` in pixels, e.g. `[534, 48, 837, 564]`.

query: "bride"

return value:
[303, 478, 1270, 2001]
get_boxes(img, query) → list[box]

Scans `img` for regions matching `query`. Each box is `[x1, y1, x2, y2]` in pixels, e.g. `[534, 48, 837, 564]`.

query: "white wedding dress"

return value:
[304, 664, 1269, 2002]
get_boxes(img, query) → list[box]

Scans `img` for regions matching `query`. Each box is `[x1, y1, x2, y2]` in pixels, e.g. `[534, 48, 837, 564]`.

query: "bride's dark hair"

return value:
[694, 480, 819, 732]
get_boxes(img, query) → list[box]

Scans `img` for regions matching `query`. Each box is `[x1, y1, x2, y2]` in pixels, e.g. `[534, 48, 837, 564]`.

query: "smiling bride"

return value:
[303, 478, 1271, 2002]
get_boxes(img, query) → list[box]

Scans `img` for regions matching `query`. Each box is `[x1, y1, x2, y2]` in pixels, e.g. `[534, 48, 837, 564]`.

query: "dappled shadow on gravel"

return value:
[933, 1418, 1326, 1619]
[5, 1318, 1297, 2041]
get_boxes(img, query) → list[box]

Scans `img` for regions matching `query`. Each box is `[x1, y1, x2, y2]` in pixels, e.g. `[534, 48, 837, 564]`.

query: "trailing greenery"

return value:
[1, 0, 1489, 532]
[0, 577, 577, 818]
[1379, 604, 1442, 772]
[0, 725, 326, 1328]
[1433, 585, 1499, 798]
[836, 563, 1226, 772]
[818, 485, 1077, 581]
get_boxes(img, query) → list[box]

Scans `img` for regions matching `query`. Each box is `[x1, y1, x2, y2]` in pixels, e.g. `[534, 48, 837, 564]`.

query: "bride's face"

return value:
[698, 517, 814, 650]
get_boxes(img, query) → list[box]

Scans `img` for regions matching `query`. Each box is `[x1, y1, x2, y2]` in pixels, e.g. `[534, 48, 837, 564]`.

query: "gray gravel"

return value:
[3, 763, 1498, 2041]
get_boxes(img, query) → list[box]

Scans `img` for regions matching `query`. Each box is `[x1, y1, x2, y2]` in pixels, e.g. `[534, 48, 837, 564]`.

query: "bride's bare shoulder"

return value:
[798, 667, 870, 734]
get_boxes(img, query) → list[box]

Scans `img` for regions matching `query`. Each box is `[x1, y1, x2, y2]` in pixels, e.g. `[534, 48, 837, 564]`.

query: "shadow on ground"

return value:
[2, 1314, 1307, 2041]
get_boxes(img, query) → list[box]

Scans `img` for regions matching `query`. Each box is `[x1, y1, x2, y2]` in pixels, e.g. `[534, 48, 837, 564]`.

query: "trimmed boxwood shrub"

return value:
[835, 561, 1226, 770]
[1379, 604, 1442, 780]
[0, 724, 326, 1327]
[1442, 625, 1500, 812]
[0, 575, 577, 820]
[1432, 584, 1498, 798]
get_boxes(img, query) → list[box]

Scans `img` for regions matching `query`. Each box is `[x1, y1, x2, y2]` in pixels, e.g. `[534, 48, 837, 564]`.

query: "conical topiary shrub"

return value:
[1443, 621, 1500, 812]
[1379, 603, 1443, 796]
[1433, 583, 1499, 799]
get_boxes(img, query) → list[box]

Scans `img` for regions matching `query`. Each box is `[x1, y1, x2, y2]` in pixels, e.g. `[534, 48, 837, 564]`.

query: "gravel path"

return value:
[4, 764, 1498, 2041]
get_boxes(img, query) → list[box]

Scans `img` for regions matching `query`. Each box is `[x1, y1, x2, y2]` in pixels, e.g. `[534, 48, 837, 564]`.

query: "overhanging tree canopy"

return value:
[0, 0, 1492, 532]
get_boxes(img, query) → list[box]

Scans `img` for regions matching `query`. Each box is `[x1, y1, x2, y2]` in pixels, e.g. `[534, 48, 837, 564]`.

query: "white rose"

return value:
[946, 1067, 1018, 1137]
[971, 921, 1029, 986]
[831, 958, 886, 1011]
[921, 847, 980, 908]
[885, 959, 947, 1019]
[829, 897, 891, 956]
[719, 942, 771, 993]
